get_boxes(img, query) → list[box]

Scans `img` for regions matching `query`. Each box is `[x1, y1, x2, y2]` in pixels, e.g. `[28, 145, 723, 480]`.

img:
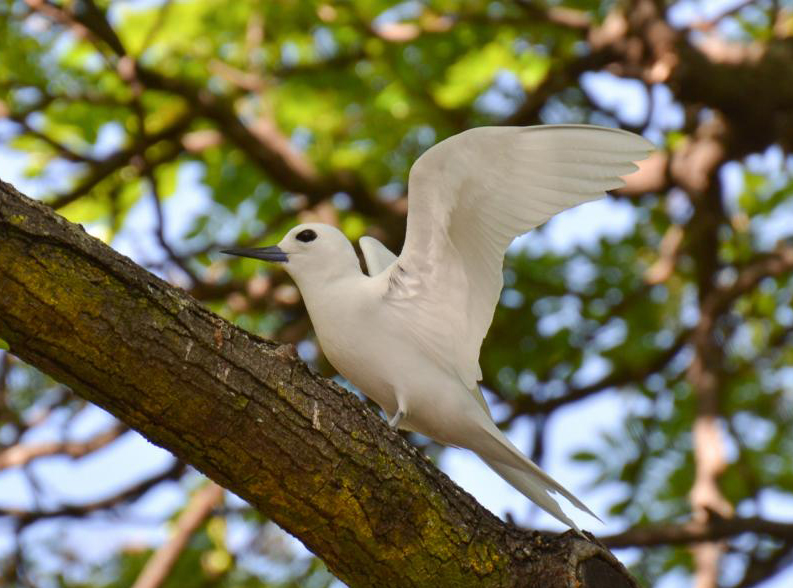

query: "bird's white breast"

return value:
[300, 271, 488, 447]
[301, 273, 402, 415]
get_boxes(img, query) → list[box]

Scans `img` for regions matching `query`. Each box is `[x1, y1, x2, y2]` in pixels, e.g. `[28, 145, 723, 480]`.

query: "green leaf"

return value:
[434, 41, 514, 108]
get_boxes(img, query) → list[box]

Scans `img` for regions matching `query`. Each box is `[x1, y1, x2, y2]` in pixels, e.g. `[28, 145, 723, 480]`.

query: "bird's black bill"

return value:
[221, 245, 288, 262]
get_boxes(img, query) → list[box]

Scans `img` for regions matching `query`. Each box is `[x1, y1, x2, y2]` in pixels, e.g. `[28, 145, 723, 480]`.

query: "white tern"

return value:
[223, 124, 653, 534]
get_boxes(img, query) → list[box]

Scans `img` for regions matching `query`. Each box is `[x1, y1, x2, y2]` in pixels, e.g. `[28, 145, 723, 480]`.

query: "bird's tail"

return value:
[465, 423, 601, 535]
[481, 457, 589, 536]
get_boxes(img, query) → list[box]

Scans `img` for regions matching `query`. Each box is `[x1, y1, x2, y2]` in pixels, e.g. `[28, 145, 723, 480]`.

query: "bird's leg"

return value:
[388, 409, 405, 430]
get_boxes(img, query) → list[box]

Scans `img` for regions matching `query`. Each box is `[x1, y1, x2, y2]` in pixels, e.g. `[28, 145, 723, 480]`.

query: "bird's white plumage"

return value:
[389, 125, 654, 389]
[359, 235, 397, 276]
[228, 124, 653, 534]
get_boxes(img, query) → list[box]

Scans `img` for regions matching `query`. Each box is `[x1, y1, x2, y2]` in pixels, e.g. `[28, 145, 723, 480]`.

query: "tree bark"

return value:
[0, 179, 636, 588]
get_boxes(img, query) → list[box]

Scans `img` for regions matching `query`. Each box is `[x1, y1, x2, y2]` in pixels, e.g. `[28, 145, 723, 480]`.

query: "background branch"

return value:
[132, 482, 225, 588]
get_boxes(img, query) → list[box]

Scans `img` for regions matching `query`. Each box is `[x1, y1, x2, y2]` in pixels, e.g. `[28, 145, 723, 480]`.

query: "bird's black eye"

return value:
[295, 229, 317, 243]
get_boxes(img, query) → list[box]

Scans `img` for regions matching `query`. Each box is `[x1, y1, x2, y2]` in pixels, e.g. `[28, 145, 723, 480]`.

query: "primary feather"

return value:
[390, 125, 653, 390]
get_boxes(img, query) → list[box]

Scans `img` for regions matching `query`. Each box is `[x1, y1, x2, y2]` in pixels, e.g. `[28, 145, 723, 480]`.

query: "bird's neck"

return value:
[296, 268, 374, 345]
[290, 254, 366, 306]
[291, 253, 364, 291]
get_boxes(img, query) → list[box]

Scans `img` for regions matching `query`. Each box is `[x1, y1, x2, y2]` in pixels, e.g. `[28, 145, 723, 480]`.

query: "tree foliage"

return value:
[1, 0, 793, 586]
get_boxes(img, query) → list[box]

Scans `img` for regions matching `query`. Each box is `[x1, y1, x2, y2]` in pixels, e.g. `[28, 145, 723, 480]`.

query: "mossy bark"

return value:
[0, 180, 636, 588]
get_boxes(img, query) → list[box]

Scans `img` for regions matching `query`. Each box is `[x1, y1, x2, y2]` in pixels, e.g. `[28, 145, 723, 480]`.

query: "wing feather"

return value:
[360, 236, 398, 276]
[386, 125, 654, 388]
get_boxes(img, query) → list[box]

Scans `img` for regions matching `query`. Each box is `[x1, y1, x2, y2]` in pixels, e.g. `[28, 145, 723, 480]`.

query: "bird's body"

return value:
[224, 124, 654, 534]
[308, 268, 486, 444]
[288, 254, 471, 440]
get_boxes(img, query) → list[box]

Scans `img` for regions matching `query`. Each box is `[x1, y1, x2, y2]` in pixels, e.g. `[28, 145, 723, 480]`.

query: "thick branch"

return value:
[620, 0, 793, 156]
[0, 180, 635, 587]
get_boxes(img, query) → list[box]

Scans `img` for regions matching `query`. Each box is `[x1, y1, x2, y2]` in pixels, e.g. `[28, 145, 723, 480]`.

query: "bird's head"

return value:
[222, 222, 361, 287]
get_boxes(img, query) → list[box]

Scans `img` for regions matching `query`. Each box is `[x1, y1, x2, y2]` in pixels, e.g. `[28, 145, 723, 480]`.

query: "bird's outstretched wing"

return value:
[360, 236, 397, 276]
[386, 125, 654, 388]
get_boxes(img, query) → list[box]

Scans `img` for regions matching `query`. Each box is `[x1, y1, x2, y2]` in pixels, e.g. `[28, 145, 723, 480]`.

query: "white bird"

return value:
[223, 124, 653, 534]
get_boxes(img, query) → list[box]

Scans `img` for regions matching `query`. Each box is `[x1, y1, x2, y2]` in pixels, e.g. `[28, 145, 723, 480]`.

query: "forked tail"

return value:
[465, 422, 601, 536]
[482, 457, 590, 536]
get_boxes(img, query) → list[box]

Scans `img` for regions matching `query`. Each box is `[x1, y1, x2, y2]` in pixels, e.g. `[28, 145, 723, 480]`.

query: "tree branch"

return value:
[1, 460, 184, 527]
[0, 422, 127, 470]
[0, 180, 636, 587]
[48, 114, 193, 210]
[602, 516, 793, 548]
[507, 329, 688, 416]
[132, 482, 224, 588]
[129, 64, 396, 224]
